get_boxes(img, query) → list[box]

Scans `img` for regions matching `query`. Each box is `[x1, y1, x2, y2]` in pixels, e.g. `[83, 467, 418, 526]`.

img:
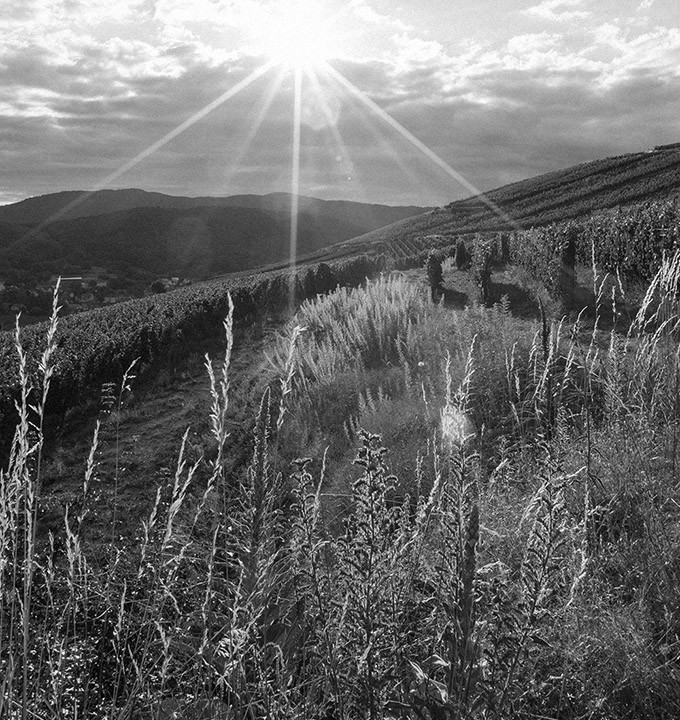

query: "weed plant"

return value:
[2, 258, 680, 718]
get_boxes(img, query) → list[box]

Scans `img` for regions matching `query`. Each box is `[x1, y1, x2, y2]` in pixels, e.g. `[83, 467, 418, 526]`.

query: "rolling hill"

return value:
[0, 188, 431, 229]
[3, 144, 678, 283]
[0, 190, 432, 280]
[4, 144, 680, 720]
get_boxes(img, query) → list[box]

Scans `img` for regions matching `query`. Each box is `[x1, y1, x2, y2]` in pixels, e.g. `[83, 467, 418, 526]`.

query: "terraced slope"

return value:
[308, 144, 680, 262]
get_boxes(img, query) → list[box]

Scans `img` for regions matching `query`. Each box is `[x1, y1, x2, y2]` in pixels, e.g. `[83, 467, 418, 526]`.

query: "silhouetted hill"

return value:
[0, 191, 431, 280]
[0, 188, 429, 229]
[0, 221, 23, 250]
[3, 145, 679, 282]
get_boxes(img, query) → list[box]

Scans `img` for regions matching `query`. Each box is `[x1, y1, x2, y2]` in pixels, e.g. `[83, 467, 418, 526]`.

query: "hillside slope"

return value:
[0, 205, 375, 279]
[319, 144, 680, 260]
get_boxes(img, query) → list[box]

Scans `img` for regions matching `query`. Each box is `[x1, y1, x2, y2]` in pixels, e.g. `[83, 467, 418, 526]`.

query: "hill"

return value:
[306, 143, 680, 262]
[4, 144, 680, 720]
[0, 190, 431, 280]
[0, 188, 430, 229]
[4, 260, 680, 719]
[0, 205, 372, 279]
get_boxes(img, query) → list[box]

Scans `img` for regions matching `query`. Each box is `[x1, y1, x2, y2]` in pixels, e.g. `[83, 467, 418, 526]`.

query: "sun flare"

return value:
[257, 0, 340, 70]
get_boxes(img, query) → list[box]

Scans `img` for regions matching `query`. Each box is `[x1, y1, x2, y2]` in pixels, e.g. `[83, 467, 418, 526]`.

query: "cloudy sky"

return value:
[1, 0, 678, 206]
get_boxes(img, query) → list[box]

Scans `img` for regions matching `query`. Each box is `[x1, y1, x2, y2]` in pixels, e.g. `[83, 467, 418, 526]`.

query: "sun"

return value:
[257, 0, 340, 70]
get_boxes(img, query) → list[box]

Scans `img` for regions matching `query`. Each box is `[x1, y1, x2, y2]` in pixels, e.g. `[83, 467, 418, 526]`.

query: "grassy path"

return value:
[36, 316, 284, 543]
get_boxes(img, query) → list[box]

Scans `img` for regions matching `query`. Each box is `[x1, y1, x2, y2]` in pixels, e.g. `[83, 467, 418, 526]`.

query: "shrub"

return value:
[471, 236, 494, 306]
[455, 238, 469, 269]
[425, 249, 444, 302]
[510, 223, 577, 310]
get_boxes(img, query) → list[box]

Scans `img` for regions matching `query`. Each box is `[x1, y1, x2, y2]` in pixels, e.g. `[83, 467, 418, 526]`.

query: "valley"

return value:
[0, 190, 432, 287]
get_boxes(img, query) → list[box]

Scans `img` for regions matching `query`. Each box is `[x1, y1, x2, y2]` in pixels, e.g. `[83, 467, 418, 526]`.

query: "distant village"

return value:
[0, 268, 192, 329]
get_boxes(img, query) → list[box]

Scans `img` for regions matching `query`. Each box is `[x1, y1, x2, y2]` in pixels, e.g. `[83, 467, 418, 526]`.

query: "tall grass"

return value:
[2, 258, 680, 718]
[269, 274, 428, 387]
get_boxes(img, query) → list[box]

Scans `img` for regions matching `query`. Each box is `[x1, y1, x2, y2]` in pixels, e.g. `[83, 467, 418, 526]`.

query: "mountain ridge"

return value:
[0, 188, 432, 226]
[2, 143, 679, 283]
[0, 191, 433, 281]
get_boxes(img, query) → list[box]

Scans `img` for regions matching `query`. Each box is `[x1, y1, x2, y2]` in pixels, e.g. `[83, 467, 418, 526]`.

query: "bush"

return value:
[455, 238, 469, 269]
[510, 222, 577, 309]
[425, 249, 444, 302]
[471, 236, 494, 306]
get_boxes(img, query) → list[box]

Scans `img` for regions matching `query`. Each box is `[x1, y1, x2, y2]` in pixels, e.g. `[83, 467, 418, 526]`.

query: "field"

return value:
[2, 148, 680, 718]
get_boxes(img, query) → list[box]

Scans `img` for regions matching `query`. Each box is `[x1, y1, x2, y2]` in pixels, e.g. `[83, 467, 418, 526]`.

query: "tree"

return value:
[425, 249, 444, 302]
[471, 237, 493, 306]
[455, 238, 469, 269]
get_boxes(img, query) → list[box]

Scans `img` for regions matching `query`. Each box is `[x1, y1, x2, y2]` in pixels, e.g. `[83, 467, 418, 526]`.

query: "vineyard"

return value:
[390, 196, 680, 306]
[343, 145, 680, 250]
[509, 196, 680, 304]
[2, 188, 680, 454]
[0, 255, 382, 448]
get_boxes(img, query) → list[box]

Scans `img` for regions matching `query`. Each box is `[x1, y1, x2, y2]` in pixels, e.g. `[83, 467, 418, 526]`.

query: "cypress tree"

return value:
[425, 249, 444, 302]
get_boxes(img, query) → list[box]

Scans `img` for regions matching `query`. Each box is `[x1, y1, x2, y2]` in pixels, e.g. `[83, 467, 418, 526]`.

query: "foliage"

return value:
[455, 238, 469, 269]
[471, 236, 494, 306]
[509, 197, 680, 294]
[425, 249, 444, 302]
[510, 222, 577, 306]
[0, 254, 383, 451]
[3, 254, 680, 718]
[269, 274, 428, 388]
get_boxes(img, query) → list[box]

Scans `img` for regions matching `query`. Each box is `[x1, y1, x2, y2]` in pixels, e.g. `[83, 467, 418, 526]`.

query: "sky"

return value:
[1, 0, 679, 207]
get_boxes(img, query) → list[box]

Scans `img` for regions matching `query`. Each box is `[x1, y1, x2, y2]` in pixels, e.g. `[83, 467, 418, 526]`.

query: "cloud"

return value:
[524, 0, 590, 22]
[1, 1, 678, 205]
[153, 0, 231, 25]
[379, 62, 680, 195]
[591, 23, 680, 80]
[0, 22, 285, 198]
[1, 0, 147, 33]
[348, 0, 413, 33]
[327, 18, 680, 197]
[506, 32, 560, 54]
[392, 34, 446, 66]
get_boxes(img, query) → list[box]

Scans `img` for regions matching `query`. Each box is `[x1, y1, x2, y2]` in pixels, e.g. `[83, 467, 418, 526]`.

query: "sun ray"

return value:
[28, 59, 277, 235]
[305, 65, 448, 207]
[304, 66, 363, 196]
[335, 90, 442, 205]
[221, 66, 287, 189]
[322, 61, 524, 231]
[289, 65, 303, 310]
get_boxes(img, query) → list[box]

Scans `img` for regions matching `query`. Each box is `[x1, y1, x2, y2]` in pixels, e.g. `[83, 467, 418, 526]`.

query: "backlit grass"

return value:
[2, 258, 680, 718]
